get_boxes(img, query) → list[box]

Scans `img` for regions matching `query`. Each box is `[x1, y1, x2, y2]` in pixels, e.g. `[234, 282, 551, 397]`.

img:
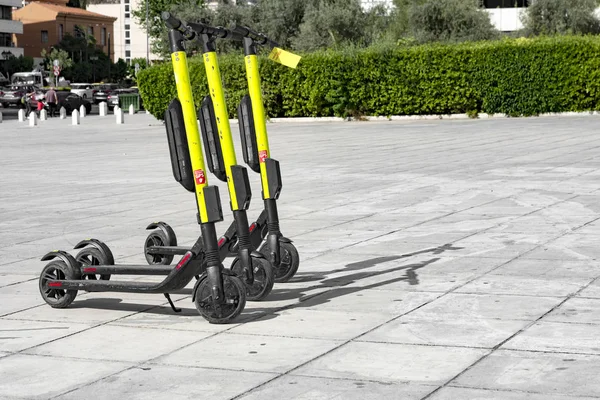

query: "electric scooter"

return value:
[144, 22, 300, 283]
[36, 15, 248, 324]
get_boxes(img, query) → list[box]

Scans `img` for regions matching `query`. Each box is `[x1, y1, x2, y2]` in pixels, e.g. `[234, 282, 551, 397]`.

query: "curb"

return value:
[261, 111, 600, 123]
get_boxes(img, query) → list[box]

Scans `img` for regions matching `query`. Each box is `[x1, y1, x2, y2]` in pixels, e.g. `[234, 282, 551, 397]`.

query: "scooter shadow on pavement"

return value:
[67, 242, 463, 321]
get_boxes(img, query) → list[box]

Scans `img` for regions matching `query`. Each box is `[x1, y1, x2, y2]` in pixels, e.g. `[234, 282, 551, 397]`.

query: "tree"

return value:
[408, 0, 498, 43]
[521, 0, 600, 36]
[253, 0, 306, 48]
[133, 0, 205, 53]
[291, 0, 367, 51]
[3, 54, 34, 76]
[40, 48, 73, 72]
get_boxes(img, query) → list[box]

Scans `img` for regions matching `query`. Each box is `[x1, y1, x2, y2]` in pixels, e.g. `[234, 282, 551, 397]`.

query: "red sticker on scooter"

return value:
[194, 169, 205, 185]
[259, 150, 268, 163]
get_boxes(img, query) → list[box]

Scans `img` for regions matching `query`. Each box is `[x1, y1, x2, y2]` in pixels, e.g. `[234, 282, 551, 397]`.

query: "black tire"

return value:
[194, 274, 246, 324]
[1, 102, 8, 108]
[260, 240, 300, 283]
[39, 260, 80, 308]
[76, 247, 111, 281]
[144, 229, 174, 265]
[231, 256, 275, 301]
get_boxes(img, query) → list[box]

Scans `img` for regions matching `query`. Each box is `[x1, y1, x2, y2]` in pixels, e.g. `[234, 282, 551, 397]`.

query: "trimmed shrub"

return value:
[138, 35, 600, 120]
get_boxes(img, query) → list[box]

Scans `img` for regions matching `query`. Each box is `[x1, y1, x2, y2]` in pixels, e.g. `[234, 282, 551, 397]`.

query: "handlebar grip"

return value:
[161, 12, 181, 30]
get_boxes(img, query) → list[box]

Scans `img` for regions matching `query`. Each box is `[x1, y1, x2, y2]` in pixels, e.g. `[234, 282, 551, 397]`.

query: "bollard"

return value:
[129, 104, 135, 115]
[40, 109, 47, 121]
[80, 104, 86, 118]
[99, 102, 107, 116]
[18, 109, 26, 122]
[28, 112, 38, 127]
[114, 105, 120, 114]
[72, 109, 80, 125]
[0, 111, 3, 123]
[116, 108, 124, 124]
[59, 107, 67, 119]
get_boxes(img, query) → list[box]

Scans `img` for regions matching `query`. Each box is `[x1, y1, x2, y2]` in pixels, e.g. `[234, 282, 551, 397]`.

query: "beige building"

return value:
[13, 0, 115, 60]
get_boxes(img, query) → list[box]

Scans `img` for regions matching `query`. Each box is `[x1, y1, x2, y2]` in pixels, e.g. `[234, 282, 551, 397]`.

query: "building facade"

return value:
[0, 0, 23, 60]
[13, 0, 116, 61]
[88, 0, 159, 64]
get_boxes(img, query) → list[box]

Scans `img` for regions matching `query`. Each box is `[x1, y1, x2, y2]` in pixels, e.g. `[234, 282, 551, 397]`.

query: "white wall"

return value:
[486, 7, 526, 32]
[88, 0, 159, 63]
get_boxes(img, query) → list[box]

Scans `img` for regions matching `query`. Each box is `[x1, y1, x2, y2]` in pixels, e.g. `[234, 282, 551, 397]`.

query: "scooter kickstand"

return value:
[164, 293, 182, 313]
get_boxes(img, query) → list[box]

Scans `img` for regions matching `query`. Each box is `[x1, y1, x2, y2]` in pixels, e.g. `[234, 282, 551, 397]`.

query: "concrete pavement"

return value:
[1, 112, 600, 399]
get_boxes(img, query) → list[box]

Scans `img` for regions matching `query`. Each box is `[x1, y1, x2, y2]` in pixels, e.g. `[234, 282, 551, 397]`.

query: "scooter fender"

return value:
[73, 238, 115, 265]
[40, 250, 82, 279]
[145, 222, 177, 246]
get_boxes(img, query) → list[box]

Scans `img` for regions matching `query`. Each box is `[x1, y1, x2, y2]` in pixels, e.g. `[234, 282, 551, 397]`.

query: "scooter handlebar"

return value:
[162, 12, 195, 40]
[231, 25, 280, 48]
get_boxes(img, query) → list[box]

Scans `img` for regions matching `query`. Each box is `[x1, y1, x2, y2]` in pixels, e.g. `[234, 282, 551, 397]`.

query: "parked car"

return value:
[59, 93, 92, 115]
[70, 83, 95, 100]
[92, 83, 120, 104]
[0, 85, 38, 108]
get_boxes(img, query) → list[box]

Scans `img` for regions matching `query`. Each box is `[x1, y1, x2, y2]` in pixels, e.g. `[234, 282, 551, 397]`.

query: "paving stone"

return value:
[237, 375, 436, 400]
[294, 341, 487, 385]
[455, 274, 590, 297]
[502, 321, 600, 355]
[429, 386, 599, 400]
[578, 280, 600, 298]
[545, 298, 600, 324]
[359, 315, 529, 348]
[408, 293, 564, 321]
[24, 325, 210, 363]
[54, 365, 277, 400]
[155, 332, 342, 373]
[0, 319, 91, 353]
[453, 350, 600, 398]
[0, 353, 131, 399]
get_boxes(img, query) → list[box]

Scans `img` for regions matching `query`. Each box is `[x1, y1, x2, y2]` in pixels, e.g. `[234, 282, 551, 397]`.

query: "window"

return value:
[125, 50, 131, 58]
[59, 24, 64, 40]
[125, 39, 130, 45]
[125, 12, 130, 18]
[101, 27, 106, 45]
[41, 30, 48, 43]
[88, 26, 94, 36]
[125, 31, 130, 38]
[124, 24, 130, 30]
[0, 5, 12, 20]
[124, 5, 129, 11]
[0, 32, 11, 47]
[125, 0, 129, 4]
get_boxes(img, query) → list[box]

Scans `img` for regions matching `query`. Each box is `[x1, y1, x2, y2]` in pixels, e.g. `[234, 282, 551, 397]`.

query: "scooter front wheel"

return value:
[261, 240, 300, 283]
[231, 256, 275, 301]
[39, 260, 79, 308]
[194, 274, 246, 324]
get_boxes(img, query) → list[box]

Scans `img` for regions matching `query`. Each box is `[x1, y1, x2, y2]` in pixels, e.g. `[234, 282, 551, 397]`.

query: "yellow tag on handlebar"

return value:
[269, 47, 301, 69]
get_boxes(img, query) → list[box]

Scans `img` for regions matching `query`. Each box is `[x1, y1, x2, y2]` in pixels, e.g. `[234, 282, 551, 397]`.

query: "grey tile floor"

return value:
[1, 113, 600, 399]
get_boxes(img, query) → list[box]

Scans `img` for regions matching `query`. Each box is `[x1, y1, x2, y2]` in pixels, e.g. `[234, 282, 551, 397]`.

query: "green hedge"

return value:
[137, 35, 600, 119]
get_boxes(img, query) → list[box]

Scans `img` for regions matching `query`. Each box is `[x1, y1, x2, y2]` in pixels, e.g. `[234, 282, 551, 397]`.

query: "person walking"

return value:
[45, 86, 58, 117]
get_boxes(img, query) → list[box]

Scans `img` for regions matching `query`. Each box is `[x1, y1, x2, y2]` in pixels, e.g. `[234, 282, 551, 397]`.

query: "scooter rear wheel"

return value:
[231, 256, 275, 301]
[144, 229, 174, 266]
[76, 247, 111, 281]
[260, 241, 300, 283]
[39, 260, 79, 308]
[194, 274, 246, 324]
